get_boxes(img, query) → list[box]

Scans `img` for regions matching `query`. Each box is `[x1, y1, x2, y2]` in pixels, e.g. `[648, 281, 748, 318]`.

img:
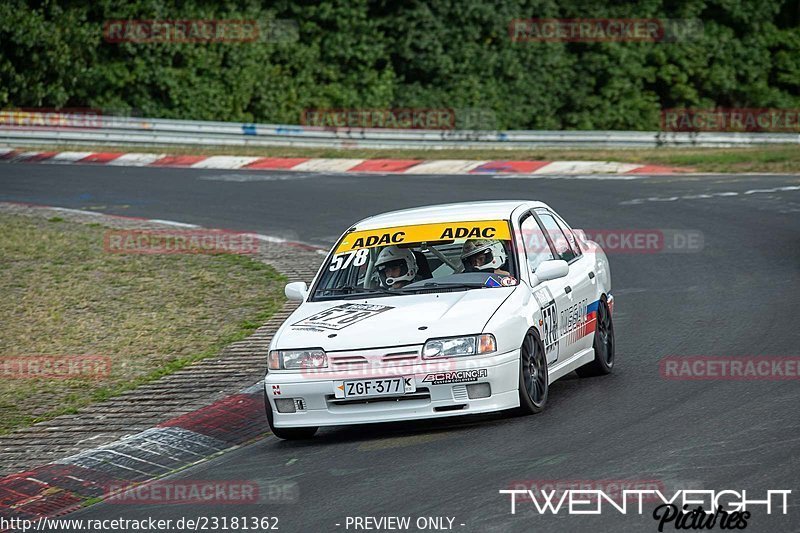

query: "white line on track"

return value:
[198, 173, 318, 182]
[148, 219, 200, 228]
[50, 207, 105, 216]
[493, 173, 652, 181]
[31, 206, 327, 251]
[621, 185, 800, 205]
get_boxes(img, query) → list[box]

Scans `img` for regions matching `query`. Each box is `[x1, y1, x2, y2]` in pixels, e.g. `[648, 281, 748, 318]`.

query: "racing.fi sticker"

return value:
[422, 369, 488, 385]
[291, 303, 393, 331]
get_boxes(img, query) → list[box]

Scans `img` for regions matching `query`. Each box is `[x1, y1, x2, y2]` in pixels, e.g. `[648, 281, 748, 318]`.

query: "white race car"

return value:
[264, 201, 615, 439]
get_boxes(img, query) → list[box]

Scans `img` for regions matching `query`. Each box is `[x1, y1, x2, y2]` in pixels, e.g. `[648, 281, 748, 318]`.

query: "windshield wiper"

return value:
[398, 281, 488, 293]
[317, 285, 396, 296]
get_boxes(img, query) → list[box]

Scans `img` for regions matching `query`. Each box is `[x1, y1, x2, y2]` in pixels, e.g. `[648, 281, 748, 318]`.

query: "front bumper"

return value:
[264, 349, 521, 427]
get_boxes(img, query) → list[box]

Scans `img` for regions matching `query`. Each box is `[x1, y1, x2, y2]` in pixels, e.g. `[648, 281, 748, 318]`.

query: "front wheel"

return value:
[264, 392, 318, 440]
[517, 330, 548, 414]
[576, 297, 615, 377]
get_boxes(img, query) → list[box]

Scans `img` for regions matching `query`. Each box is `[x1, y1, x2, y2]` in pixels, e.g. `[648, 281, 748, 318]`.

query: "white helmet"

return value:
[461, 239, 507, 272]
[375, 246, 417, 287]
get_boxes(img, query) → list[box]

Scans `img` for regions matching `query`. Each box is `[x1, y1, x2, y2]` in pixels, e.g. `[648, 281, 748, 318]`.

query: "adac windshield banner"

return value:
[336, 220, 511, 253]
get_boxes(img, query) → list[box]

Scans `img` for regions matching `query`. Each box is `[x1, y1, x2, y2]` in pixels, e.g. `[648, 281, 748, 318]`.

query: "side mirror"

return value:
[285, 281, 308, 302]
[531, 259, 569, 285]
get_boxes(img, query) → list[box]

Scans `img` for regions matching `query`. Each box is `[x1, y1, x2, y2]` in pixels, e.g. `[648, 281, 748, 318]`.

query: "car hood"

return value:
[273, 287, 517, 351]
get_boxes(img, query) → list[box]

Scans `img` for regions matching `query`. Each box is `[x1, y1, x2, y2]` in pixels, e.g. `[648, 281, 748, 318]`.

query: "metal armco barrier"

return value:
[0, 113, 797, 149]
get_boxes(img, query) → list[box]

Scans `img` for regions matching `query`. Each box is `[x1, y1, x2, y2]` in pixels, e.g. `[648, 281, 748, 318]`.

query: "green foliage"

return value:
[1, 0, 798, 129]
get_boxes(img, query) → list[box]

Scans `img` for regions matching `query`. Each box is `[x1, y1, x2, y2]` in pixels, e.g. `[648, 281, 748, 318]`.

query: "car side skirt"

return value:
[548, 347, 595, 382]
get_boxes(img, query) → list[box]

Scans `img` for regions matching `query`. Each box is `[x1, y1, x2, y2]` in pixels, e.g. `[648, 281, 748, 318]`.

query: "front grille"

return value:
[327, 348, 421, 370]
[451, 385, 469, 401]
[329, 355, 368, 367]
[382, 350, 418, 362]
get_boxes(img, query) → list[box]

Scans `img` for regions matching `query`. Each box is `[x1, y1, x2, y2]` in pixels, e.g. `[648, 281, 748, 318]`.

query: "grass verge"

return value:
[7, 143, 800, 173]
[0, 214, 286, 434]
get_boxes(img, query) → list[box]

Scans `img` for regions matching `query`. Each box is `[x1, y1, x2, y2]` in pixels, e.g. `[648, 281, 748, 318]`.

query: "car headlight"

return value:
[269, 348, 327, 370]
[422, 334, 496, 359]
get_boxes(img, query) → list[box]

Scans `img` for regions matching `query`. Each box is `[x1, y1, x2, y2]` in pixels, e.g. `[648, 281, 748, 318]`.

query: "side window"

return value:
[552, 212, 582, 257]
[520, 214, 554, 272]
[535, 210, 578, 263]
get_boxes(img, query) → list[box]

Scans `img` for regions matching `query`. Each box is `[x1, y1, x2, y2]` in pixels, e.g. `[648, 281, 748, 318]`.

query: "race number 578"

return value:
[329, 249, 369, 271]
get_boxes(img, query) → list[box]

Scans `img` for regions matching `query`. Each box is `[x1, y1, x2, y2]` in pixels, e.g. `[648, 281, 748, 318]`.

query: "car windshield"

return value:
[311, 219, 519, 300]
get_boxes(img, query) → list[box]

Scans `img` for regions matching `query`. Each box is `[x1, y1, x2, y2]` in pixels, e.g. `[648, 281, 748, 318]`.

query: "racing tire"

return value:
[576, 297, 615, 377]
[264, 392, 318, 440]
[517, 330, 548, 414]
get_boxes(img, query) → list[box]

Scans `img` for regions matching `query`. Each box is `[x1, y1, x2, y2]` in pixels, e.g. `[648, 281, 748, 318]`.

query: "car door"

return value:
[534, 208, 596, 355]
[518, 211, 569, 365]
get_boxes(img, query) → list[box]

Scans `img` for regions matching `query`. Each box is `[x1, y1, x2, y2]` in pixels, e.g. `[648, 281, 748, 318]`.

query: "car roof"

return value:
[352, 200, 547, 230]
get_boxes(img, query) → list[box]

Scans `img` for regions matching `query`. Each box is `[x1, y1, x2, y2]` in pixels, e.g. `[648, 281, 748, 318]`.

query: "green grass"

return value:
[10, 143, 800, 173]
[0, 214, 286, 434]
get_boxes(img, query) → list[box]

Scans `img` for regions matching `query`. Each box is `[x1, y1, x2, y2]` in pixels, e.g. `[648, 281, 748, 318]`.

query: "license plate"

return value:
[334, 377, 416, 399]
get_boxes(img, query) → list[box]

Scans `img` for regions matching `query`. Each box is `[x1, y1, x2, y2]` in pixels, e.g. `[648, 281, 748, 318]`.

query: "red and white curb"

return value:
[0, 204, 324, 522]
[0, 386, 268, 522]
[0, 147, 686, 175]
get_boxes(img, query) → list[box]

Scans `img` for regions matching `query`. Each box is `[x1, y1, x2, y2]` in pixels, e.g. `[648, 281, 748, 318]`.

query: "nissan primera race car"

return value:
[265, 201, 615, 439]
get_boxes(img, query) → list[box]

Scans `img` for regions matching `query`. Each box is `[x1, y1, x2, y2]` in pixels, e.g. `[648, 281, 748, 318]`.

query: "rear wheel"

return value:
[517, 330, 548, 414]
[576, 297, 615, 377]
[264, 392, 318, 440]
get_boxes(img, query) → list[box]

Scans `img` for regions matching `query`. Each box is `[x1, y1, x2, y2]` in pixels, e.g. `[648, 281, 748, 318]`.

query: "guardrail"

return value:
[0, 113, 797, 149]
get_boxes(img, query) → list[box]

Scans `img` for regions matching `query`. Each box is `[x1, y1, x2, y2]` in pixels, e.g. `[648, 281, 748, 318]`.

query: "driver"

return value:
[461, 239, 511, 276]
[375, 246, 418, 289]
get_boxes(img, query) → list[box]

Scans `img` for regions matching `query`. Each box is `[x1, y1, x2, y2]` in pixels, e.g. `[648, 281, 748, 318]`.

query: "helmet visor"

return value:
[464, 248, 494, 270]
[377, 258, 409, 283]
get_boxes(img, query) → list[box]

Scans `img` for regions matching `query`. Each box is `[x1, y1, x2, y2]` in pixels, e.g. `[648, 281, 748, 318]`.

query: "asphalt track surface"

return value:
[2, 164, 800, 532]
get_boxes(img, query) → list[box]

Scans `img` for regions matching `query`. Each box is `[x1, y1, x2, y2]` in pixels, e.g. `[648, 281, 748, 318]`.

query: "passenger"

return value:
[461, 239, 511, 276]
